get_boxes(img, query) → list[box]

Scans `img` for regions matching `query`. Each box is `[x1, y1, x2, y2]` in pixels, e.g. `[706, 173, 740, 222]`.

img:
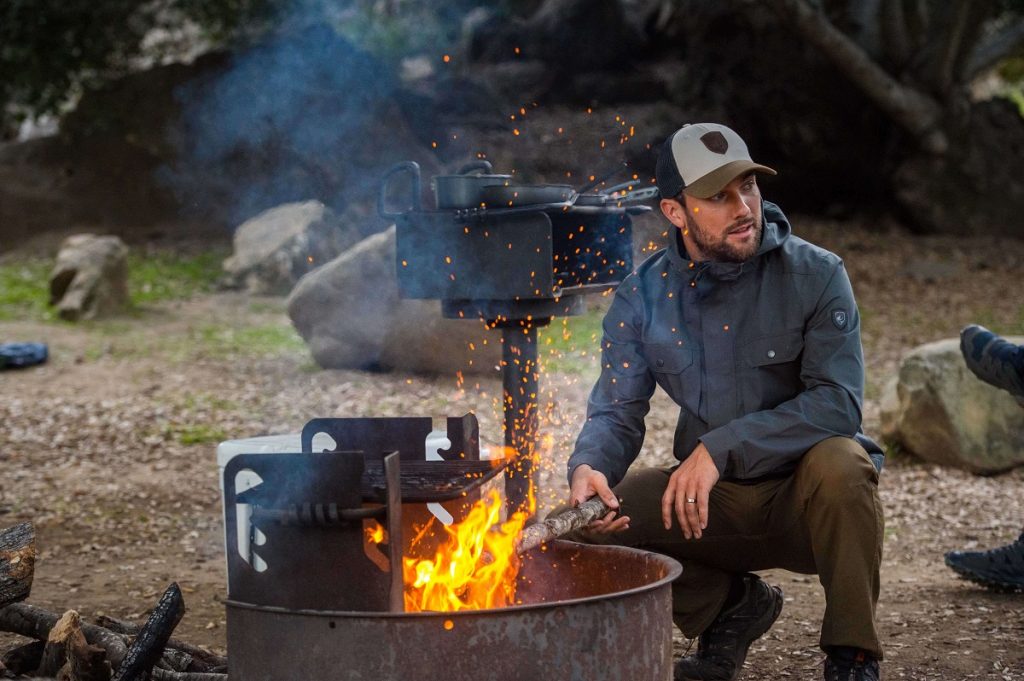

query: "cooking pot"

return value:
[432, 161, 512, 209]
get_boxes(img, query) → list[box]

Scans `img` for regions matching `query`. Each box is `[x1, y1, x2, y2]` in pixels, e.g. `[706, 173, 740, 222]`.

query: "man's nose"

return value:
[731, 191, 752, 218]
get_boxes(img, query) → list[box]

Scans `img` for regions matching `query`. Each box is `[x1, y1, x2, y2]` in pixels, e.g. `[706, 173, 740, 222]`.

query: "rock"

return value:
[48, 234, 129, 321]
[880, 337, 1024, 474]
[222, 201, 358, 295]
[287, 226, 501, 375]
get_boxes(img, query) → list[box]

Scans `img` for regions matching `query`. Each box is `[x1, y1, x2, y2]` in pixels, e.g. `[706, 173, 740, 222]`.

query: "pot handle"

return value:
[456, 160, 494, 175]
[378, 161, 422, 220]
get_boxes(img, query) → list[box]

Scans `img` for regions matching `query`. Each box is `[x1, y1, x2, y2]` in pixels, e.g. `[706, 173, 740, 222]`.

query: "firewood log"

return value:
[150, 670, 227, 681]
[0, 522, 36, 607]
[2, 639, 45, 675]
[38, 609, 111, 681]
[0, 603, 127, 667]
[516, 498, 612, 554]
[112, 583, 185, 681]
[96, 616, 226, 672]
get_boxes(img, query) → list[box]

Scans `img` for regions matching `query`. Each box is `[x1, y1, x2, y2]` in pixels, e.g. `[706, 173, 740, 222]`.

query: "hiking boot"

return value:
[960, 325, 1024, 402]
[674, 575, 783, 681]
[944, 532, 1024, 591]
[823, 649, 880, 681]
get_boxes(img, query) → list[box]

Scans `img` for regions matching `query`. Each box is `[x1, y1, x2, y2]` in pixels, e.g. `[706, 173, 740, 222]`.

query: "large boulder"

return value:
[880, 337, 1024, 473]
[287, 226, 501, 375]
[222, 201, 357, 295]
[49, 234, 130, 321]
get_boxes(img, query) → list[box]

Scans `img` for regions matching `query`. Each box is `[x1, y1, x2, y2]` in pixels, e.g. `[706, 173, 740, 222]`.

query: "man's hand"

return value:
[569, 464, 630, 535]
[661, 442, 720, 539]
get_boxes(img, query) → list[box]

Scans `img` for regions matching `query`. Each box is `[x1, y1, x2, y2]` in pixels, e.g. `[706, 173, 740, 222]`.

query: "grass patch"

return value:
[175, 423, 229, 446]
[0, 259, 53, 321]
[0, 251, 225, 321]
[128, 250, 225, 306]
[538, 309, 605, 375]
[189, 323, 308, 359]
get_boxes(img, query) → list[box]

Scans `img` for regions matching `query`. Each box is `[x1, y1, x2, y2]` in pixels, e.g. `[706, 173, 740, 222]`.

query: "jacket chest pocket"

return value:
[644, 343, 698, 411]
[740, 330, 804, 410]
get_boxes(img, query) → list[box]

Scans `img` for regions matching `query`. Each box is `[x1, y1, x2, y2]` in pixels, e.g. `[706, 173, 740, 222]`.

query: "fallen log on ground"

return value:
[38, 609, 111, 681]
[149, 669, 227, 681]
[2, 639, 45, 675]
[0, 522, 36, 607]
[516, 498, 612, 554]
[112, 583, 185, 681]
[96, 616, 226, 672]
[0, 603, 127, 668]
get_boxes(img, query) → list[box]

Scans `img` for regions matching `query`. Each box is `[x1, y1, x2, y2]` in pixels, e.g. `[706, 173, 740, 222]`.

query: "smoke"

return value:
[160, 19, 401, 228]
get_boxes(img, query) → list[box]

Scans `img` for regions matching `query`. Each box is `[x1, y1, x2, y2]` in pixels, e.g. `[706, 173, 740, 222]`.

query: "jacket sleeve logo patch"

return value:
[832, 309, 848, 329]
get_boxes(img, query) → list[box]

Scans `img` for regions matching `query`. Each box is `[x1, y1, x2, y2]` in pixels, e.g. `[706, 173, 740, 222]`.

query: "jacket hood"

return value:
[667, 200, 792, 280]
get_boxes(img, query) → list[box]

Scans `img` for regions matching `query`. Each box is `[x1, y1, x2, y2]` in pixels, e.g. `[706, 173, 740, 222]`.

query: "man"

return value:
[943, 325, 1024, 590]
[565, 123, 885, 681]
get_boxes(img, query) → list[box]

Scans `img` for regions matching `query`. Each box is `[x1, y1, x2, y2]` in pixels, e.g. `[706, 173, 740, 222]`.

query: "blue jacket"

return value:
[568, 201, 882, 486]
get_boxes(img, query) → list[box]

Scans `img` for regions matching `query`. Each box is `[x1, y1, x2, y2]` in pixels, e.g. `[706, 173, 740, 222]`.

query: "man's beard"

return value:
[685, 212, 763, 263]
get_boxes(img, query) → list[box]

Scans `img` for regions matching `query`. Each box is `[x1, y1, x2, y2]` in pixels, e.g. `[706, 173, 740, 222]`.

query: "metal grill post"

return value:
[501, 321, 541, 516]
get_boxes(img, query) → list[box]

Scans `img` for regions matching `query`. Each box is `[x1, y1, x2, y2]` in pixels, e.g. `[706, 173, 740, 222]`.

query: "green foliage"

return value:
[0, 0, 273, 130]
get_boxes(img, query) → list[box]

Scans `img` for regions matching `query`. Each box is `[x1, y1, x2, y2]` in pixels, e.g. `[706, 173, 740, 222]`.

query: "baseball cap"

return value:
[655, 123, 777, 200]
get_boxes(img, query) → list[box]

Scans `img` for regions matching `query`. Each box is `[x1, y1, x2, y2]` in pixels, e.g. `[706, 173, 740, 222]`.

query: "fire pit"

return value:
[220, 415, 682, 680]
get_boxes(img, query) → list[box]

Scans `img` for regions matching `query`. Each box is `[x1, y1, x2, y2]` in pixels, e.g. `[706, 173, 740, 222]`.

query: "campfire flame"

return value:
[403, 488, 531, 613]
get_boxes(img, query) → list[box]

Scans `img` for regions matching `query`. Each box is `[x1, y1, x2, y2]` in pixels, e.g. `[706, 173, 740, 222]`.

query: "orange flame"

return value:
[403, 488, 531, 613]
[365, 520, 386, 545]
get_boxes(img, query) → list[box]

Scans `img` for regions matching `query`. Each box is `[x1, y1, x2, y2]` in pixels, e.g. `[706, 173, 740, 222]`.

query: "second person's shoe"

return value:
[674, 574, 783, 681]
[960, 325, 1024, 401]
[945, 532, 1024, 591]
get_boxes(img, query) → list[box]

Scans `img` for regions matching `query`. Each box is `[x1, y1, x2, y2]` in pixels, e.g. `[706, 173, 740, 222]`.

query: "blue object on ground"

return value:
[0, 343, 49, 369]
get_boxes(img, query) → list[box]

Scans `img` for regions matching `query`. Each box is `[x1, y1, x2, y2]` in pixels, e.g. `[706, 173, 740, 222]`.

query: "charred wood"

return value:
[95, 616, 226, 673]
[0, 603, 127, 668]
[112, 583, 185, 681]
[0, 522, 36, 608]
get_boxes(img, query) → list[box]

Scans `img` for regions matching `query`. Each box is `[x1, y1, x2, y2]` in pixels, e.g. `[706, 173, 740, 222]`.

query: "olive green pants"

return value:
[565, 436, 884, 659]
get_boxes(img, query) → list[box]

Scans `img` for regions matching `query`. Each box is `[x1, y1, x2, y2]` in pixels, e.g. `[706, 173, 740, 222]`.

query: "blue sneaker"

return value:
[960, 325, 1024, 401]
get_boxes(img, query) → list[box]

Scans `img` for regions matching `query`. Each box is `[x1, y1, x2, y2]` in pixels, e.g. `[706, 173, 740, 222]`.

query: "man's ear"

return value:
[660, 198, 686, 228]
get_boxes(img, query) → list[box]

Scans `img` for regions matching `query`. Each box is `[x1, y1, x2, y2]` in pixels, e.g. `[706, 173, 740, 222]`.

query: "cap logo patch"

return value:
[700, 131, 729, 154]
[832, 310, 848, 330]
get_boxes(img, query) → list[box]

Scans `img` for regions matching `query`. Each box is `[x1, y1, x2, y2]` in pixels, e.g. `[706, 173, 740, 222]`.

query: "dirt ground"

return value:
[2, 217, 1024, 680]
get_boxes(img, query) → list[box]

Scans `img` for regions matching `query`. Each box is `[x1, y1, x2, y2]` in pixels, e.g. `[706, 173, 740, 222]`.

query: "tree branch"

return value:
[767, 0, 948, 153]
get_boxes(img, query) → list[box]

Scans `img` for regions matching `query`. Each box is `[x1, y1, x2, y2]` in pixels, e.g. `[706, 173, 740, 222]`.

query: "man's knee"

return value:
[797, 437, 878, 501]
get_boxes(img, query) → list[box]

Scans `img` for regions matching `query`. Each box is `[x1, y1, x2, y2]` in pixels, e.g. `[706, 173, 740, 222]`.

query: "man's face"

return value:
[661, 173, 763, 263]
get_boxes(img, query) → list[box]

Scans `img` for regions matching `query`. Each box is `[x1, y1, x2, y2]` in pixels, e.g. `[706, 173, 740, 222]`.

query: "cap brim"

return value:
[682, 160, 777, 199]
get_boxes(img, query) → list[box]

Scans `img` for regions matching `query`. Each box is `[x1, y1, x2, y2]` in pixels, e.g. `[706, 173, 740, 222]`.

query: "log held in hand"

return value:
[516, 498, 611, 554]
[0, 522, 36, 608]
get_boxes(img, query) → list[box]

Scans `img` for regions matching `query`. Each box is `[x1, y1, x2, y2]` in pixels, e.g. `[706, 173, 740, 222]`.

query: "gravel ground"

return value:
[1, 218, 1023, 679]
